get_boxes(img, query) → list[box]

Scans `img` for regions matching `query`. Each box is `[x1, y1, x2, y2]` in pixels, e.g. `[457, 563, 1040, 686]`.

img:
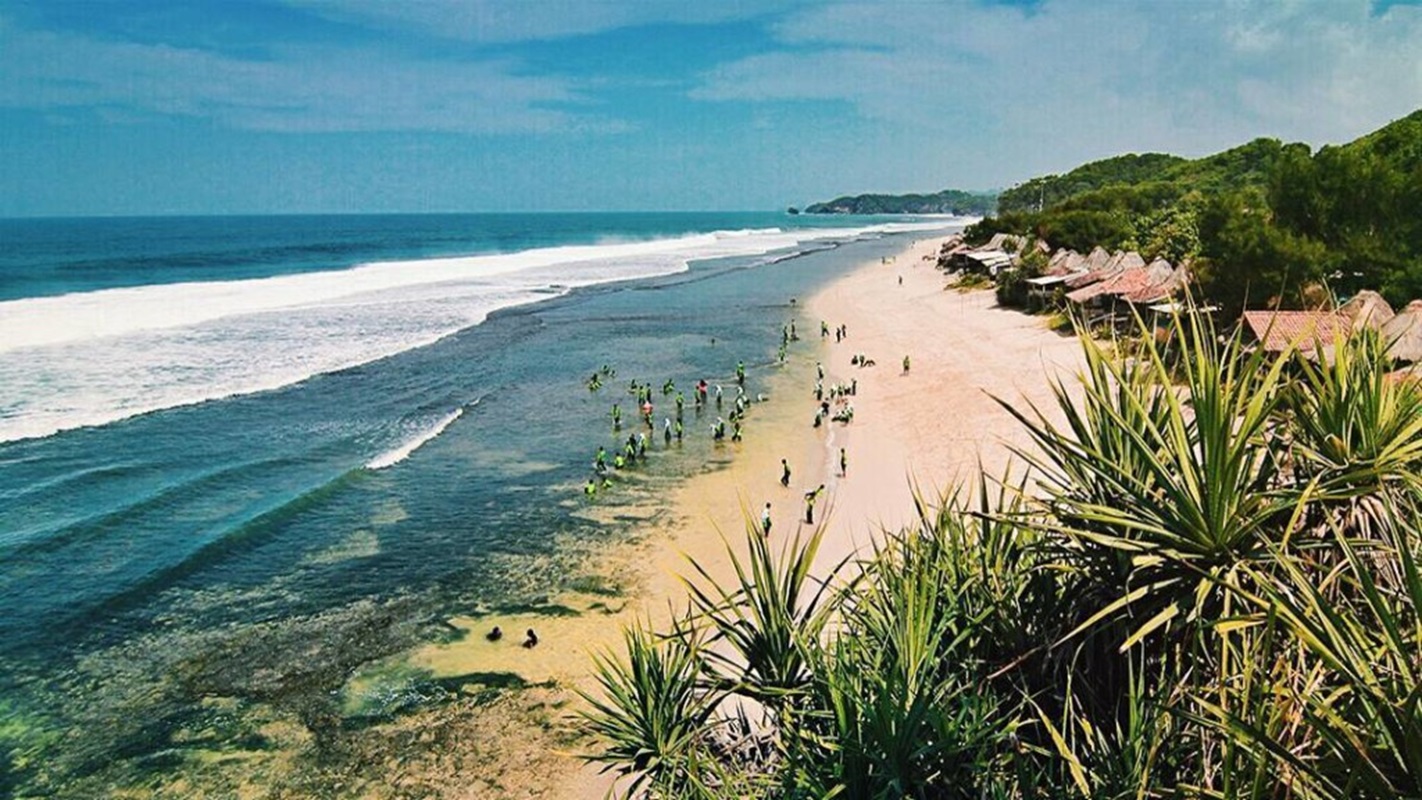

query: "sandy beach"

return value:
[388, 234, 1089, 798]
[659, 235, 1088, 596]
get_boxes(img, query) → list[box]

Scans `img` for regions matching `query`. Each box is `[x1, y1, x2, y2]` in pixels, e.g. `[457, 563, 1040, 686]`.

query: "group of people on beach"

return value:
[762, 316, 866, 535]
[581, 318, 806, 499]
[812, 328, 868, 429]
[584, 373, 734, 496]
[765, 299, 913, 534]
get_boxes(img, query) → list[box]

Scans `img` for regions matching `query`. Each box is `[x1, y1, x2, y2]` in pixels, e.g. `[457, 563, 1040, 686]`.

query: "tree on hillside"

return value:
[1194, 189, 1332, 317]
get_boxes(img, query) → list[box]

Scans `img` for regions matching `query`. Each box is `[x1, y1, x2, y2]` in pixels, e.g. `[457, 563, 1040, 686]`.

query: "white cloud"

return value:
[0, 20, 620, 134]
[691, 0, 1422, 185]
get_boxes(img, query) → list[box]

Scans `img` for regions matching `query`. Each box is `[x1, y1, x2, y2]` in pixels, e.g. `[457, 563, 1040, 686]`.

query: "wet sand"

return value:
[392, 234, 1089, 798]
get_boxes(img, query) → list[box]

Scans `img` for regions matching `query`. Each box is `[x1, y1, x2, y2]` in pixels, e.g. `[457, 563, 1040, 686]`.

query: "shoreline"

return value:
[381, 232, 1089, 798]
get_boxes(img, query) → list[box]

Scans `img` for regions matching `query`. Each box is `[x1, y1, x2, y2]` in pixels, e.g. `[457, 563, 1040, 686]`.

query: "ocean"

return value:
[0, 212, 958, 794]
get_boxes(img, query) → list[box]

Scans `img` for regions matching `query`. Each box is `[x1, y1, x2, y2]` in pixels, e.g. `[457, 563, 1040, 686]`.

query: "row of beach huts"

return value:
[935, 233, 1422, 367]
[938, 233, 1190, 321]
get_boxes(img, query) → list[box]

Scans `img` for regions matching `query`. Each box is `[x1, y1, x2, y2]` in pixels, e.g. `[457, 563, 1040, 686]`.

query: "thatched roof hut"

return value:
[1065, 248, 1125, 289]
[1381, 300, 1422, 363]
[1124, 260, 1187, 304]
[1044, 250, 1087, 277]
[981, 233, 1027, 254]
[1117, 251, 1147, 272]
[1066, 265, 1159, 305]
[1338, 290, 1395, 331]
[1082, 246, 1112, 272]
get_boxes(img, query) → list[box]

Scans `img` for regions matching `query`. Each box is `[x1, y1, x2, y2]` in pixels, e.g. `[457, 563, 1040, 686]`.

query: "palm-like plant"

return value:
[1033, 654, 1191, 800]
[794, 511, 1017, 799]
[578, 621, 725, 798]
[680, 524, 842, 707]
[1005, 309, 1295, 651]
[1194, 496, 1422, 799]
[1285, 328, 1422, 537]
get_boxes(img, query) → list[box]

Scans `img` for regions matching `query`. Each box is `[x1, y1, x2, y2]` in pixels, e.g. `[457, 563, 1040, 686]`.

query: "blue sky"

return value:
[1, 0, 1420, 216]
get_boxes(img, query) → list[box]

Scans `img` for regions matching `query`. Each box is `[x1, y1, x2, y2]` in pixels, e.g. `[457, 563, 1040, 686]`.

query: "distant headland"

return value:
[796, 188, 998, 216]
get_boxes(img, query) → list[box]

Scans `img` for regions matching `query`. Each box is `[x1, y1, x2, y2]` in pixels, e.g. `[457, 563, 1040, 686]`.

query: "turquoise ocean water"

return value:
[0, 212, 957, 793]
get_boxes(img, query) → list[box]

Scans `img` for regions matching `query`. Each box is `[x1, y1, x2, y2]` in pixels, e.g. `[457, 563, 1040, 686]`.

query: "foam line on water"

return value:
[365, 408, 465, 471]
[0, 221, 959, 443]
[0, 222, 950, 352]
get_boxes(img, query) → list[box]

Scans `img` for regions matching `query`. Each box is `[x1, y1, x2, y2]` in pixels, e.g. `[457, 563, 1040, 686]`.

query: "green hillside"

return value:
[996, 152, 1186, 213]
[972, 108, 1422, 316]
[803, 188, 998, 216]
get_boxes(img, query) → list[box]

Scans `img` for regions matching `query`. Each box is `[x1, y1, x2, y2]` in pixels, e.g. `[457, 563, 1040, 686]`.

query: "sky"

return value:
[0, 0, 1420, 216]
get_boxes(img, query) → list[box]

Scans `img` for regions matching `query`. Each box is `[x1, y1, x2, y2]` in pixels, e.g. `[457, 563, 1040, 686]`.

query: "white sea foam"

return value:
[0, 220, 959, 443]
[365, 408, 465, 470]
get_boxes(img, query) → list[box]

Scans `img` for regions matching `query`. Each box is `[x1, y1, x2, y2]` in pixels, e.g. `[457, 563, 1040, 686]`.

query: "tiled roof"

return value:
[1123, 263, 1186, 304]
[1066, 267, 1160, 304]
[1241, 310, 1349, 353]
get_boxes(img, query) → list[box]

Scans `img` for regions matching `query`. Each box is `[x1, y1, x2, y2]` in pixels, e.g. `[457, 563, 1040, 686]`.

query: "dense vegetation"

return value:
[996, 152, 1188, 213]
[578, 312, 1422, 798]
[973, 109, 1422, 317]
[804, 188, 998, 216]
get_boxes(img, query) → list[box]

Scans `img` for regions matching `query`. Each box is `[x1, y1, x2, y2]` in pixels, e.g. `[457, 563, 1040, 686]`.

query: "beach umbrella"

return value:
[1338, 290, 1395, 331]
[1381, 300, 1422, 363]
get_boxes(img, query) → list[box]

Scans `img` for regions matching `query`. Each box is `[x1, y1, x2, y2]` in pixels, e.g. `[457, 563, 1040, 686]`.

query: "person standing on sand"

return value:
[804, 484, 825, 524]
[903, 355, 911, 374]
[761, 503, 772, 535]
[781, 458, 791, 487]
[840, 448, 847, 477]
